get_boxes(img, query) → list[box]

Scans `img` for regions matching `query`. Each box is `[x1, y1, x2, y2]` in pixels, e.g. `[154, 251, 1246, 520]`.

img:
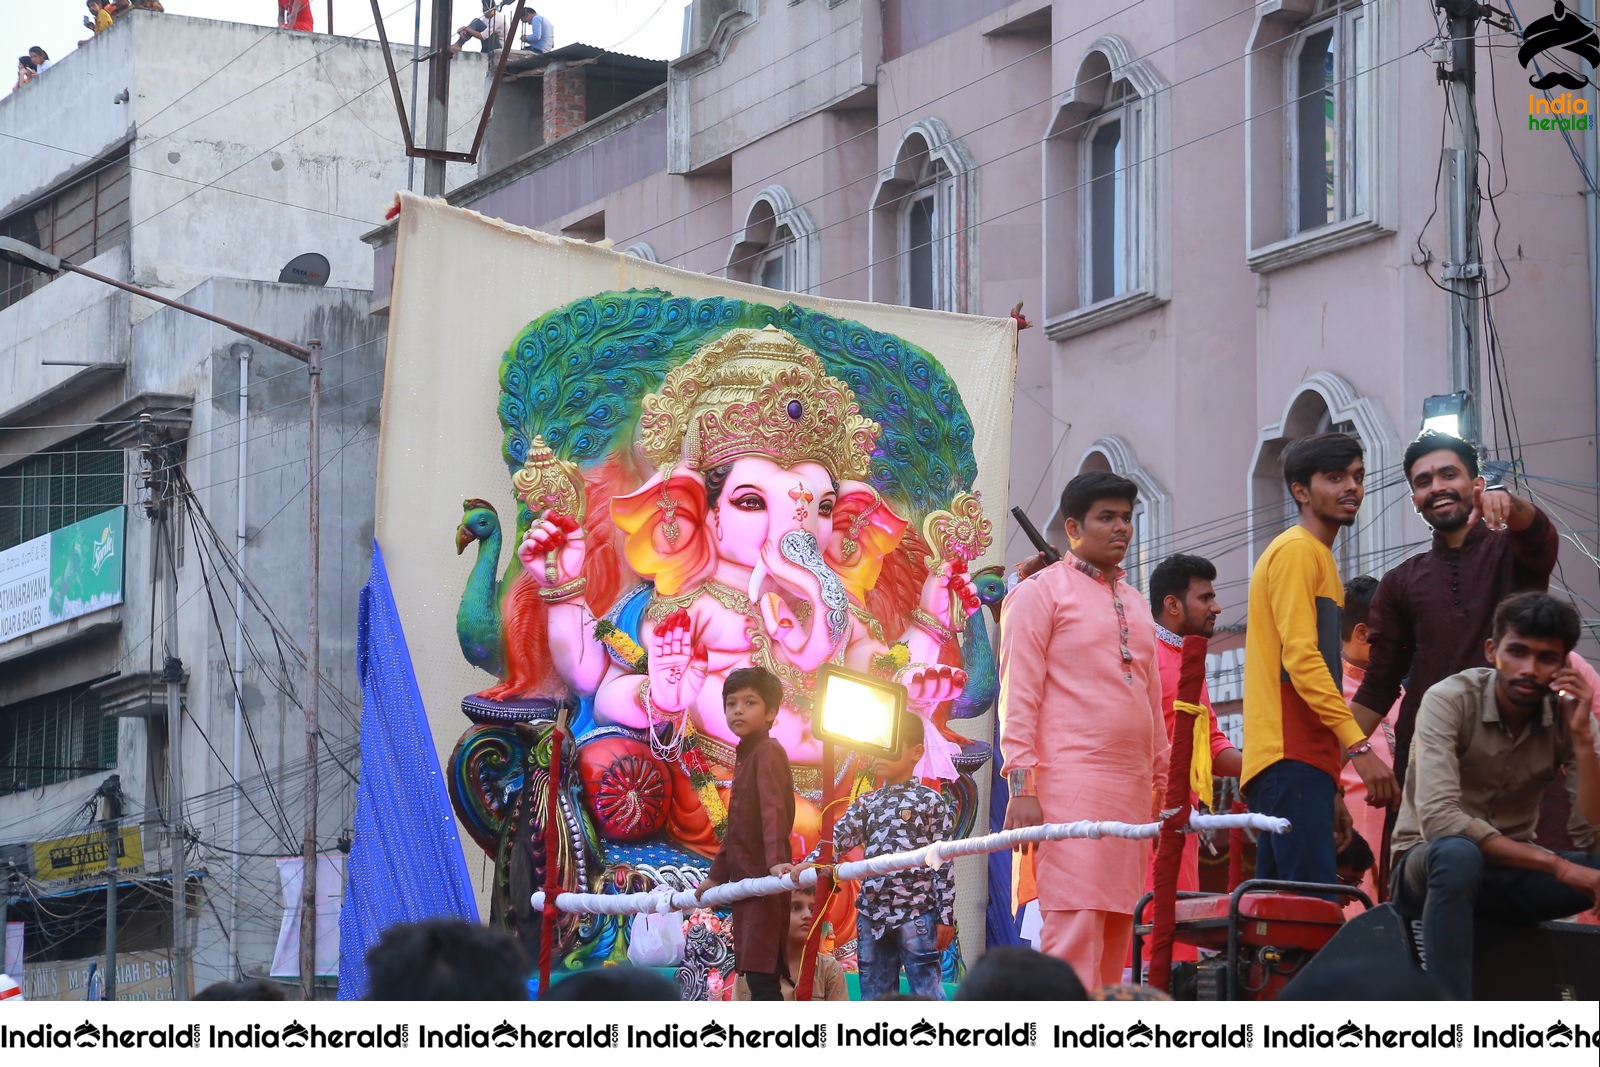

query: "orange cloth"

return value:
[1013, 851, 1037, 910]
[1041, 909, 1132, 988]
[998, 558, 1169, 917]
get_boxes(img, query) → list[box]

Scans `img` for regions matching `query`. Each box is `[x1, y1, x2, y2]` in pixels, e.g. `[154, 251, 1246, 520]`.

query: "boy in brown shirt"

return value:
[695, 667, 795, 1000]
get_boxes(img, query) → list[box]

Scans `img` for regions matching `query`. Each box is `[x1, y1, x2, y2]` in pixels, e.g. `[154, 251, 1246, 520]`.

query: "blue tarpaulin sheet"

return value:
[337, 542, 479, 1000]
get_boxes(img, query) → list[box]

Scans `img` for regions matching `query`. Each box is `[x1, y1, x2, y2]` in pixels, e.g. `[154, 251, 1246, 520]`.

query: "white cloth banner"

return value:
[270, 854, 345, 978]
[3, 921, 22, 977]
[375, 195, 1019, 927]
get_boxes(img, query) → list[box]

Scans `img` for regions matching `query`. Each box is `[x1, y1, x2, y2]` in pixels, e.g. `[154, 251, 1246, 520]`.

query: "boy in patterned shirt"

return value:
[831, 710, 955, 1000]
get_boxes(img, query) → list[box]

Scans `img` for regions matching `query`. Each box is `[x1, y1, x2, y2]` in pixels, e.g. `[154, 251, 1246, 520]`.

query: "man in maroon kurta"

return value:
[1348, 432, 1557, 884]
[1350, 431, 1558, 791]
[697, 667, 795, 1000]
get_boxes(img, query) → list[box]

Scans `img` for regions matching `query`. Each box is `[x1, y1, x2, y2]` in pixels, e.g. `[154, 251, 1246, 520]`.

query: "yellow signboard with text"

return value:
[31, 826, 143, 881]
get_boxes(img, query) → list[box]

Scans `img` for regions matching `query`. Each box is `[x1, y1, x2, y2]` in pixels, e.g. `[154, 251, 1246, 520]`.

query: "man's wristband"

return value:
[1347, 739, 1373, 758]
[1007, 768, 1037, 798]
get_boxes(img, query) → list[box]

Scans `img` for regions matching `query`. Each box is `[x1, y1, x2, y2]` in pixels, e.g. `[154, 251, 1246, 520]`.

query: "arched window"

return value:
[726, 186, 817, 293]
[869, 119, 977, 313]
[1289, 1, 1370, 233]
[1248, 372, 1399, 578]
[621, 242, 659, 262]
[1042, 36, 1169, 339]
[1244, 1, 1392, 271]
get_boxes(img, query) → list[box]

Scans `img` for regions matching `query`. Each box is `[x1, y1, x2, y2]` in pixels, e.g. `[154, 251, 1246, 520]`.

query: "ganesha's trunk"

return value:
[748, 529, 850, 670]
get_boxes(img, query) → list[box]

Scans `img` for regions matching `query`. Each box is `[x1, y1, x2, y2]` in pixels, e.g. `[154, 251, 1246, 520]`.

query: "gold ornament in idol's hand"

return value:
[513, 435, 587, 523]
[921, 490, 993, 568]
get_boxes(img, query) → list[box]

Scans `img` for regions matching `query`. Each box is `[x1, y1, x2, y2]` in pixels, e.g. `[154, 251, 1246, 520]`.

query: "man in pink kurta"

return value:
[1000, 472, 1169, 988]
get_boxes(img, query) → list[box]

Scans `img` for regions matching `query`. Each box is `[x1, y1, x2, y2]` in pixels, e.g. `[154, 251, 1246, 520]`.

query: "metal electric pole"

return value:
[140, 416, 192, 1001]
[299, 339, 324, 1002]
[97, 775, 124, 1001]
[0, 237, 322, 1002]
[424, 0, 454, 195]
[1438, 0, 1486, 445]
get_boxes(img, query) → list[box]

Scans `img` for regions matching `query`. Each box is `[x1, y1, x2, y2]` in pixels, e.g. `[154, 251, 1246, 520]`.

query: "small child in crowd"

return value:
[732, 885, 849, 1000]
[832, 709, 955, 1000]
[695, 666, 795, 1001]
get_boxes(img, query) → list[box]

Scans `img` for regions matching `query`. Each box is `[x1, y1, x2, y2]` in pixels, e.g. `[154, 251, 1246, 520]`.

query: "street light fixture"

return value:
[797, 665, 910, 1001]
[814, 665, 906, 758]
[0, 236, 326, 1001]
[1422, 391, 1467, 439]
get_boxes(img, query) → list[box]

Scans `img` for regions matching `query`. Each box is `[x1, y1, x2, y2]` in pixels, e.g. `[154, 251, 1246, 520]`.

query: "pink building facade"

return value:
[374, 0, 1600, 674]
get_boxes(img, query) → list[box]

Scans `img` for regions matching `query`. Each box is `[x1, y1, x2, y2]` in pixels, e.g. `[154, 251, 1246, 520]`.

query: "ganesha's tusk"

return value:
[747, 558, 768, 603]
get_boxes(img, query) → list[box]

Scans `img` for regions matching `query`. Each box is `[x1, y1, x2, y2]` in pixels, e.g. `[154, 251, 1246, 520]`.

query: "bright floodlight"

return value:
[814, 664, 905, 758]
[1422, 392, 1465, 438]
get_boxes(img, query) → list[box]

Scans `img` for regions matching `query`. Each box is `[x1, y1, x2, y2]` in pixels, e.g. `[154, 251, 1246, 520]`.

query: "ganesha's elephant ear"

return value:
[828, 481, 909, 603]
[612, 469, 712, 597]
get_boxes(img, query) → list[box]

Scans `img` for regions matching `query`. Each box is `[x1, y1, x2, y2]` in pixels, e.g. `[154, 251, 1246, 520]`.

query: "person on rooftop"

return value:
[278, 0, 314, 33]
[520, 7, 554, 53]
[84, 1, 114, 38]
[454, 0, 508, 54]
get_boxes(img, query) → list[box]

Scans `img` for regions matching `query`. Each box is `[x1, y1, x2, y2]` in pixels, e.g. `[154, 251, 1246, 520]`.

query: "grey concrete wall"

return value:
[144, 278, 383, 988]
[0, 246, 132, 435]
[670, 0, 879, 173]
[0, 276, 382, 990]
[0, 14, 483, 306]
[0, 30, 135, 218]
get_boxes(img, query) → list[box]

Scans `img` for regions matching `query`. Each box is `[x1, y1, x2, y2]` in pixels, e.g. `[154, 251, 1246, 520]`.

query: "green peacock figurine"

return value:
[455, 498, 516, 678]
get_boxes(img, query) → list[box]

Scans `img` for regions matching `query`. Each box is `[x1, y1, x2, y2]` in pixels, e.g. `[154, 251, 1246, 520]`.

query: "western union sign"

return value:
[31, 827, 143, 881]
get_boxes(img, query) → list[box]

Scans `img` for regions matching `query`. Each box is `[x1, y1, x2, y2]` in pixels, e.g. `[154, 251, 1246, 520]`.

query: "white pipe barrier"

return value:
[532, 810, 1290, 916]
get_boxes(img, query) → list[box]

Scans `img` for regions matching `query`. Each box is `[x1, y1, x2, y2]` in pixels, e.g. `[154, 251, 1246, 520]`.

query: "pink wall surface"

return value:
[432, 0, 1600, 639]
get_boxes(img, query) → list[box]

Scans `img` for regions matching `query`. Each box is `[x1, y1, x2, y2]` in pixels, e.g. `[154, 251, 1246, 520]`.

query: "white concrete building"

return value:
[0, 12, 481, 998]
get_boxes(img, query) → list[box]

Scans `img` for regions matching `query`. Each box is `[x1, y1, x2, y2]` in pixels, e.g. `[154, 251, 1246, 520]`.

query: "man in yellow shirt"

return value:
[1242, 432, 1395, 886]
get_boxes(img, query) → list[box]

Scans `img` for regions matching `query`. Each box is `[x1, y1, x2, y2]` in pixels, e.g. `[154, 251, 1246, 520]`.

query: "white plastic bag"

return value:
[627, 910, 686, 968]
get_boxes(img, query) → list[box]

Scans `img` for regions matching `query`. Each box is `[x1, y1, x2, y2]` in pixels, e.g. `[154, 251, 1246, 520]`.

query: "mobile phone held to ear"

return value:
[1010, 506, 1062, 565]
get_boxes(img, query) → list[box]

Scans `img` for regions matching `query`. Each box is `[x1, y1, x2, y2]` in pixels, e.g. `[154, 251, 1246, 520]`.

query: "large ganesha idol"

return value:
[447, 295, 1000, 980]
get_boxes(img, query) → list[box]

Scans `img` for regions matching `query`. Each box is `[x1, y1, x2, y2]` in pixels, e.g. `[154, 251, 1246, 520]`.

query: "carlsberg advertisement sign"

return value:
[0, 507, 125, 643]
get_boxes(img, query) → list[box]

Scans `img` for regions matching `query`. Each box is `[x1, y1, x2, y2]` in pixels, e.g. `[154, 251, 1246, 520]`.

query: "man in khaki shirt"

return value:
[1390, 593, 1600, 999]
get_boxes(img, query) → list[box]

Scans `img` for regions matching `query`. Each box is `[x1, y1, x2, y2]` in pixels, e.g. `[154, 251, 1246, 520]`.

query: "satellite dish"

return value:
[278, 253, 330, 287]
